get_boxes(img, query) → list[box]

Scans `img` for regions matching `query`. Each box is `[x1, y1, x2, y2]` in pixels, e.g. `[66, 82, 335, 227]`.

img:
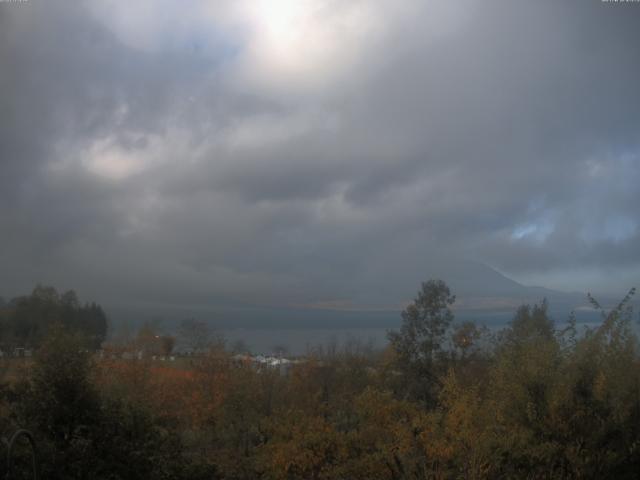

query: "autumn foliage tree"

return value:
[387, 279, 456, 405]
[2, 282, 640, 479]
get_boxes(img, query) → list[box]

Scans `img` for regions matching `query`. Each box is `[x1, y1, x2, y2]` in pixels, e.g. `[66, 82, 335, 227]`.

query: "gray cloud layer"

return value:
[1, 0, 639, 312]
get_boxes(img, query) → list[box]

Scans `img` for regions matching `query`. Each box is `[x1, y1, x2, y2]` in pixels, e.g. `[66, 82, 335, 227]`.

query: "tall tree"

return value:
[387, 279, 455, 405]
[179, 318, 215, 353]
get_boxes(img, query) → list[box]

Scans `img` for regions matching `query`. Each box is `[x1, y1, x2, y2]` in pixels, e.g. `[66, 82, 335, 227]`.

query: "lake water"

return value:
[110, 305, 622, 356]
[220, 319, 613, 356]
[221, 327, 391, 356]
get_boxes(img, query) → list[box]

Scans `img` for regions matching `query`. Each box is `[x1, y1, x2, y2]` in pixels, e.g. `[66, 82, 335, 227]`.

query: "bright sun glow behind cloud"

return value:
[252, 0, 309, 45]
[238, 0, 379, 85]
[88, 0, 382, 89]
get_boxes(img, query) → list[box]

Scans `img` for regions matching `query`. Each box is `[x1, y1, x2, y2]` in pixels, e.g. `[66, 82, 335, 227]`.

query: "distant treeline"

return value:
[0, 285, 107, 350]
[0, 281, 639, 479]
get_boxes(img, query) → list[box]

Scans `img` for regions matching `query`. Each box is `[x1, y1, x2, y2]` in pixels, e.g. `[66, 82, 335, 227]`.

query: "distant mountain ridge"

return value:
[104, 260, 633, 331]
[436, 260, 588, 312]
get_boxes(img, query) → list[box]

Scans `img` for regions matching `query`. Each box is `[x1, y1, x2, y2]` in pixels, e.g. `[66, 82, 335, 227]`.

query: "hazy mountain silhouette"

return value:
[104, 260, 617, 333]
[429, 260, 587, 312]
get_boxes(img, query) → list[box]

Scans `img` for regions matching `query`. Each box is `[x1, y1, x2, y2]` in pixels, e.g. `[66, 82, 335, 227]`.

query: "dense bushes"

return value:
[5, 328, 200, 480]
[1, 282, 639, 478]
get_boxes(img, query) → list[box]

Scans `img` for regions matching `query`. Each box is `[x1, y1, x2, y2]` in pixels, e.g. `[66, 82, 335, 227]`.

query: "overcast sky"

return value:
[1, 0, 639, 312]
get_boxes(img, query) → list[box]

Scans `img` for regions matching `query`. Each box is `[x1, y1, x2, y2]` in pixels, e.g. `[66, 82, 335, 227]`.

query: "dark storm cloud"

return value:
[1, 0, 639, 310]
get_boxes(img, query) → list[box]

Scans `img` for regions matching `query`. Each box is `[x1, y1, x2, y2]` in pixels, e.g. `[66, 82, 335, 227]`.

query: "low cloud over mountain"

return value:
[1, 1, 639, 319]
